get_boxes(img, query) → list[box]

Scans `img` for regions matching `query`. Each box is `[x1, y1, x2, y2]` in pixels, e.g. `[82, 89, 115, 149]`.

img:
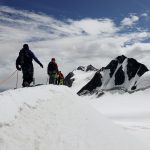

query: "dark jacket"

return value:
[16, 48, 42, 69]
[47, 61, 58, 75]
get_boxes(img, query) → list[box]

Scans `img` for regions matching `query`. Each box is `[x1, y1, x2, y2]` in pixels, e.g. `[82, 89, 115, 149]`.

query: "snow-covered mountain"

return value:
[78, 55, 150, 96]
[64, 64, 98, 92]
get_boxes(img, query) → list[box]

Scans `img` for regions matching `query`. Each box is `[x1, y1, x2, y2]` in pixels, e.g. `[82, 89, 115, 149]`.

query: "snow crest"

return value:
[0, 85, 149, 150]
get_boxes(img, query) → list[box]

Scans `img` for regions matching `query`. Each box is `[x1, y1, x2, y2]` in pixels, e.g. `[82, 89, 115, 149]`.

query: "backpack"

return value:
[48, 62, 58, 72]
[19, 50, 32, 65]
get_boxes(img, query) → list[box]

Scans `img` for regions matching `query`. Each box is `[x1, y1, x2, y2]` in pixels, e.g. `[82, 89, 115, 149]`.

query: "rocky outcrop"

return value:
[77, 72, 102, 95]
[64, 72, 74, 87]
[77, 65, 98, 72]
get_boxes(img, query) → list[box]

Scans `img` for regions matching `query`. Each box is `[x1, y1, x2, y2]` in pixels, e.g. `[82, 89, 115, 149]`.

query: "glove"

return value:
[16, 65, 21, 71]
[40, 63, 43, 68]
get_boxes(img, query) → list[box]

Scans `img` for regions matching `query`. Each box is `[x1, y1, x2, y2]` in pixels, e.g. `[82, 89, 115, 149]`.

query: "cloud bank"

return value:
[0, 6, 150, 90]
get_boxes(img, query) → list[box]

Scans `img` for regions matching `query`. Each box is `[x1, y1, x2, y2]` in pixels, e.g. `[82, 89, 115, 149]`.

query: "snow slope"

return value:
[71, 70, 96, 92]
[88, 88, 150, 148]
[69, 68, 150, 148]
[137, 71, 150, 90]
[0, 85, 149, 150]
[64, 65, 97, 92]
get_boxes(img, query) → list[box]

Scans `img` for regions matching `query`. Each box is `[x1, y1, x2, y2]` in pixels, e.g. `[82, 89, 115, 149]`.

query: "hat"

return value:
[51, 58, 55, 61]
[23, 44, 29, 49]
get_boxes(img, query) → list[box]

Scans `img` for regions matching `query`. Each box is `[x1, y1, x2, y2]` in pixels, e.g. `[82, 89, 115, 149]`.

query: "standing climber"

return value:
[16, 44, 43, 87]
[47, 58, 59, 84]
[58, 71, 64, 85]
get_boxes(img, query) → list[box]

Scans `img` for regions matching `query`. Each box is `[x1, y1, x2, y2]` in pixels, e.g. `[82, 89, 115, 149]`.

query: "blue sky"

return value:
[1, 0, 150, 20]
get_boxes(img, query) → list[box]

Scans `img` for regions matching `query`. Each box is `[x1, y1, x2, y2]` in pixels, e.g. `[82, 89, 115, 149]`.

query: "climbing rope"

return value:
[0, 70, 18, 86]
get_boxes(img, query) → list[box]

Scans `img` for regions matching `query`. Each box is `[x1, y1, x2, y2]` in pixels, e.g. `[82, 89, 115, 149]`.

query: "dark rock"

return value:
[99, 67, 105, 72]
[64, 72, 74, 87]
[77, 72, 102, 95]
[137, 64, 149, 77]
[77, 65, 98, 72]
[131, 85, 137, 90]
[86, 65, 98, 72]
[116, 55, 126, 64]
[105, 55, 126, 78]
[126, 58, 149, 80]
[105, 60, 118, 77]
[97, 91, 105, 98]
[115, 66, 125, 85]
[77, 66, 85, 71]
[127, 58, 140, 80]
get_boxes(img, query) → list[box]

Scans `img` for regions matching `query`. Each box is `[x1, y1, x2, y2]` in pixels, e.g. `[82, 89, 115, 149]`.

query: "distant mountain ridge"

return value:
[77, 55, 149, 96]
[64, 65, 98, 87]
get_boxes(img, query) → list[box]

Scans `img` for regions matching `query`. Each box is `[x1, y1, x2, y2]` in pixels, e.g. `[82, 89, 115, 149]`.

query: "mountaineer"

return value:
[16, 44, 43, 87]
[58, 71, 64, 85]
[47, 58, 59, 84]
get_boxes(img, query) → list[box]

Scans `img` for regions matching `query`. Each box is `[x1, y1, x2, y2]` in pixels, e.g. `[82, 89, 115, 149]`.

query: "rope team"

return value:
[16, 44, 64, 87]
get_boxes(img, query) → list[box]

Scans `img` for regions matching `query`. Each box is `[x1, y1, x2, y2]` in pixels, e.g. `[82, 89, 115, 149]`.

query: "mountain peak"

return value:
[78, 55, 149, 96]
[77, 65, 98, 72]
[116, 55, 127, 64]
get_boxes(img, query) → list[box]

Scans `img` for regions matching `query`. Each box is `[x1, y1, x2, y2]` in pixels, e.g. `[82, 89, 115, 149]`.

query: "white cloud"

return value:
[121, 15, 139, 27]
[0, 6, 150, 90]
[71, 18, 118, 35]
[141, 13, 148, 17]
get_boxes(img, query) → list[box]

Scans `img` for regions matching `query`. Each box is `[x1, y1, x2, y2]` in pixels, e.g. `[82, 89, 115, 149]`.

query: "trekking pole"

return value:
[46, 76, 49, 85]
[15, 70, 19, 89]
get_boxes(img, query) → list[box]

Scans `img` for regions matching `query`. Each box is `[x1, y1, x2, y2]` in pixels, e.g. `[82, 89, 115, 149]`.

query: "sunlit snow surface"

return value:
[0, 85, 149, 149]
[71, 70, 150, 148]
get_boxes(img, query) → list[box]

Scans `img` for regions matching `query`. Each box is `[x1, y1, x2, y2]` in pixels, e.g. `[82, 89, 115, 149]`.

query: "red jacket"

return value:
[58, 72, 64, 79]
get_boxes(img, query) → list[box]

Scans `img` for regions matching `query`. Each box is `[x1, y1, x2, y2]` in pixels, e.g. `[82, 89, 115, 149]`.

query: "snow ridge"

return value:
[0, 85, 149, 150]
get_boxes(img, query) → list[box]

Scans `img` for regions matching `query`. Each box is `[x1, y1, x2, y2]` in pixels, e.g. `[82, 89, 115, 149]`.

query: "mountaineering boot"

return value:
[23, 81, 29, 87]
